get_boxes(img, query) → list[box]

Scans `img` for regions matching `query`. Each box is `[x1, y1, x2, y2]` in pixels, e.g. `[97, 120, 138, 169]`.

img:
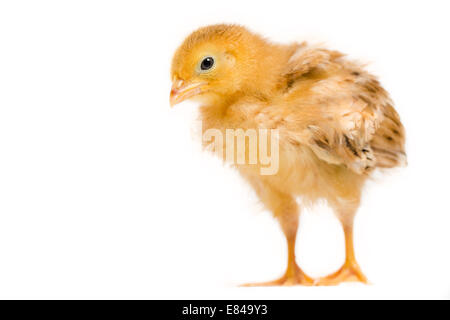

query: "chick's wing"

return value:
[278, 47, 399, 174]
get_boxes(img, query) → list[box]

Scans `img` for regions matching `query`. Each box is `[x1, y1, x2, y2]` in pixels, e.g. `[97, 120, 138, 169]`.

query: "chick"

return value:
[170, 24, 406, 286]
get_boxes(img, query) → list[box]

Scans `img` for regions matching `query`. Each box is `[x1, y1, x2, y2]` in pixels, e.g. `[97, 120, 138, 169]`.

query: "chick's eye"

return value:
[200, 57, 214, 71]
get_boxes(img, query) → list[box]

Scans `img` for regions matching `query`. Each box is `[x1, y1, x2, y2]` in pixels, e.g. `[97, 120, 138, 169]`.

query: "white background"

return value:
[0, 0, 449, 299]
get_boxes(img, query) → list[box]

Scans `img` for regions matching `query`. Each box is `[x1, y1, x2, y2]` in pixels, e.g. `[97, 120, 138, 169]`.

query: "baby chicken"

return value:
[170, 24, 406, 286]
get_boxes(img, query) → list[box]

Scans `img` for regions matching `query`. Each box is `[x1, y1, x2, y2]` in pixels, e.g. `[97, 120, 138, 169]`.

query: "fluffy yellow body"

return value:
[171, 24, 406, 285]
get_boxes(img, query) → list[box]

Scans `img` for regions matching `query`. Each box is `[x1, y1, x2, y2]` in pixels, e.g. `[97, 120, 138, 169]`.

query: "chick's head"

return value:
[170, 24, 271, 107]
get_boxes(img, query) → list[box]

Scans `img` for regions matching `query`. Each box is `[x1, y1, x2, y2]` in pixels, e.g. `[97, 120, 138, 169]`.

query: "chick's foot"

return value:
[314, 261, 368, 286]
[241, 265, 314, 287]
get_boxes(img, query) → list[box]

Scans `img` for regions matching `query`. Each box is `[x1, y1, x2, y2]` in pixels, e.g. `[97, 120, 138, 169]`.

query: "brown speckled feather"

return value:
[278, 45, 406, 174]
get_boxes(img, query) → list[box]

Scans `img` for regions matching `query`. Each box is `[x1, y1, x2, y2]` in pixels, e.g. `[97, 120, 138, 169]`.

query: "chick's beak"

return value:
[170, 80, 206, 107]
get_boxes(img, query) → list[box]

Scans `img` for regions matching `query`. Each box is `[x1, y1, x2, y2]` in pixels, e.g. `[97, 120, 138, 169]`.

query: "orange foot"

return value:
[314, 261, 369, 286]
[241, 265, 314, 287]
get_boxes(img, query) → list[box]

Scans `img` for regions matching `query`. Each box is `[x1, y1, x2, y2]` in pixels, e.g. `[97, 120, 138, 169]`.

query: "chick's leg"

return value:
[274, 214, 314, 286]
[315, 217, 368, 286]
[242, 186, 313, 286]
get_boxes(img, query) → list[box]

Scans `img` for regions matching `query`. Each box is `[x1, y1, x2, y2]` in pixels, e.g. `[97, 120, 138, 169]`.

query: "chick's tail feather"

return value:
[371, 104, 407, 169]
